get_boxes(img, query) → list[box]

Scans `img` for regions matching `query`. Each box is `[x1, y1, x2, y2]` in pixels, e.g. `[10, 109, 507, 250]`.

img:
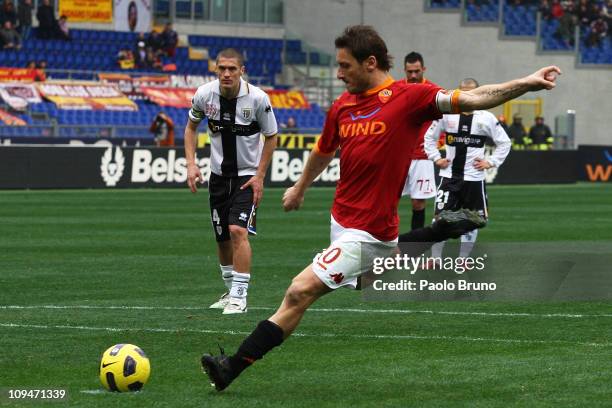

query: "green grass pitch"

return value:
[1, 184, 611, 407]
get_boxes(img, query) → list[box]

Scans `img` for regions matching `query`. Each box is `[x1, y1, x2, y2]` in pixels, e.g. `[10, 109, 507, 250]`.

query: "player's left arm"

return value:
[240, 94, 278, 207]
[456, 66, 561, 112]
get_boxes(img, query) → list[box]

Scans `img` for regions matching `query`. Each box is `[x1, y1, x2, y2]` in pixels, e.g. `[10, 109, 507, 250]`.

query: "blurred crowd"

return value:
[540, 0, 611, 47]
[498, 114, 555, 150]
[116, 23, 178, 70]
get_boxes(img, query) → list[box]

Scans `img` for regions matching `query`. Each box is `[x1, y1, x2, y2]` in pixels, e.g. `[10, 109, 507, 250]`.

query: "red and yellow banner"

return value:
[37, 82, 137, 111]
[59, 0, 112, 23]
[266, 90, 310, 109]
[0, 68, 38, 82]
[141, 86, 195, 108]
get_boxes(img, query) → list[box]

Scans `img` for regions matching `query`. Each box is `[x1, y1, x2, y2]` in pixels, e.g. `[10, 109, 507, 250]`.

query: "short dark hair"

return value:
[216, 48, 244, 66]
[334, 25, 393, 71]
[460, 77, 480, 88]
[404, 52, 424, 67]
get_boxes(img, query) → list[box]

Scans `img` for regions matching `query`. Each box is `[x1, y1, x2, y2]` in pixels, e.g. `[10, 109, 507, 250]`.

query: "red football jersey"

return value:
[410, 78, 438, 160]
[315, 77, 443, 241]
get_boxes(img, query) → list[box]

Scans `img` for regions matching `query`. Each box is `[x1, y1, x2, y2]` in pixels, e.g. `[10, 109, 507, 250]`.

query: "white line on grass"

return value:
[2, 304, 612, 319]
[0, 322, 610, 348]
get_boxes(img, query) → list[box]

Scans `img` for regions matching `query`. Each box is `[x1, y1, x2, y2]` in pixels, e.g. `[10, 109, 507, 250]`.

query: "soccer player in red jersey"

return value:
[201, 25, 561, 391]
[401, 51, 439, 230]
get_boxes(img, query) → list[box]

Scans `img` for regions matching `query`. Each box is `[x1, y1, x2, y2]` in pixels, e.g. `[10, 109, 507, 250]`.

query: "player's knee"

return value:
[412, 199, 426, 210]
[228, 225, 248, 242]
[284, 280, 314, 309]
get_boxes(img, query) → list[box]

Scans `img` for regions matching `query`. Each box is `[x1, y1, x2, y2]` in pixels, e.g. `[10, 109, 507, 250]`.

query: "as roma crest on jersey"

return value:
[378, 89, 392, 104]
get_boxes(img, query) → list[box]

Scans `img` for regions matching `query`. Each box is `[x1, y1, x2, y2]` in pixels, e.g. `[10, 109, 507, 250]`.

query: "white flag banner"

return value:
[114, 0, 152, 33]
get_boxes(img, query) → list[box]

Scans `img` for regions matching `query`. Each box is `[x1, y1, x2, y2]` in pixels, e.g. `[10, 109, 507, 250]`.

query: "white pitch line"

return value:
[0, 322, 610, 348]
[2, 304, 612, 319]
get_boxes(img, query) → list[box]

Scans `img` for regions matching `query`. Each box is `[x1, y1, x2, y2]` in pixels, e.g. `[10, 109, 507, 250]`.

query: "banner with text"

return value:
[59, 0, 112, 22]
[37, 82, 137, 111]
[0, 68, 37, 82]
[578, 145, 612, 183]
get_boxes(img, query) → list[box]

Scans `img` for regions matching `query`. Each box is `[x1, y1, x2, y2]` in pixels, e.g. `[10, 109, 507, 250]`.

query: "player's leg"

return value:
[430, 177, 459, 259]
[459, 180, 488, 258]
[209, 173, 234, 309]
[409, 160, 437, 230]
[221, 176, 257, 314]
[201, 240, 373, 391]
[201, 264, 332, 391]
[411, 199, 426, 230]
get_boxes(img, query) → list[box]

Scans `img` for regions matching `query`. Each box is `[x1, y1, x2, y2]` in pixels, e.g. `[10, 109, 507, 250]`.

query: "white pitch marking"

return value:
[0, 322, 610, 348]
[1, 304, 612, 319]
[80, 390, 106, 395]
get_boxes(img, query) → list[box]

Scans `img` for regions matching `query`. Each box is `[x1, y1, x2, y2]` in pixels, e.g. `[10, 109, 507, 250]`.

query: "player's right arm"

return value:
[282, 100, 341, 212]
[185, 92, 206, 193]
[456, 66, 561, 112]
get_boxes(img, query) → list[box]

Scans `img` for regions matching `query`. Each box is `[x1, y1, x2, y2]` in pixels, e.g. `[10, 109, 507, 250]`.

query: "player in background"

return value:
[201, 25, 561, 391]
[424, 78, 511, 260]
[401, 52, 438, 230]
[185, 48, 278, 314]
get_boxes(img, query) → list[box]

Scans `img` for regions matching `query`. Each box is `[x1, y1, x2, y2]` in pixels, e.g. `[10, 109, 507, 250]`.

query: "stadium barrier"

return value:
[0, 145, 607, 189]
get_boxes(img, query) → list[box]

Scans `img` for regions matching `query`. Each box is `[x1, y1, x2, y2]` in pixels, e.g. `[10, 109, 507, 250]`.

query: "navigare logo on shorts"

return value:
[100, 146, 125, 187]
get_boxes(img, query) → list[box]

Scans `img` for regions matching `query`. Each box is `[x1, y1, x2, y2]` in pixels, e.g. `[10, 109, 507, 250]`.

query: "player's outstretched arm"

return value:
[458, 66, 561, 112]
[282, 150, 334, 212]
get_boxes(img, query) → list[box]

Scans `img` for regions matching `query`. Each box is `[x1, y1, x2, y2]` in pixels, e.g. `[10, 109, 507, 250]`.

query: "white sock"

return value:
[431, 241, 446, 259]
[220, 264, 233, 291]
[459, 230, 478, 258]
[229, 271, 250, 299]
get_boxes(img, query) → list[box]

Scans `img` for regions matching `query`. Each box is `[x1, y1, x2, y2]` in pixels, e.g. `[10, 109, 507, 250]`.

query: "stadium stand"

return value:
[465, 0, 500, 23]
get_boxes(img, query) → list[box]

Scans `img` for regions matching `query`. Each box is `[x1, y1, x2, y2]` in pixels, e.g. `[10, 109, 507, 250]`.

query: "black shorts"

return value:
[434, 177, 489, 219]
[208, 172, 256, 242]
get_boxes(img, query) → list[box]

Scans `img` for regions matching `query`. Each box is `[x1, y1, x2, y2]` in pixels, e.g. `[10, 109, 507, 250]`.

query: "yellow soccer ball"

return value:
[99, 344, 151, 392]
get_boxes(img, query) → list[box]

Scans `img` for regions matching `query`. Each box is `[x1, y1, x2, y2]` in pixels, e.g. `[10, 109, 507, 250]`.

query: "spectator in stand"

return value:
[540, 0, 552, 19]
[575, 0, 590, 25]
[0, 20, 21, 49]
[588, 17, 609, 46]
[36, 0, 56, 39]
[529, 116, 553, 150]
[33, 60, 46, 80]
[57, 14, 70, 40]
[556, 11, 577, 46]
[116, 47, 135, 69]
[551, 0, 564, 19]
[135, 32, 146, 49]
[508, 114, 528, 149]
[161, 22, 178, 57]
[281, 116, 298, 132]
[134, 40, 147, 68]
[146, 48, 162, 70]
[497, 114, 510, 135]
[17, 0, 32, 41]
[2, 0, 18, 27]
[147, 29, 164, 54]
[150, 112, 175, 147]
[584, 2, 601, 25]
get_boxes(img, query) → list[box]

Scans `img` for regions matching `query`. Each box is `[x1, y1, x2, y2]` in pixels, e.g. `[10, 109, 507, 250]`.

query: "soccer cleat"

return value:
[433, 209, 487, 239]
[201, 351, 236, 391]
[222, 297, 247, 314]
[209, 292, 230, 309]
